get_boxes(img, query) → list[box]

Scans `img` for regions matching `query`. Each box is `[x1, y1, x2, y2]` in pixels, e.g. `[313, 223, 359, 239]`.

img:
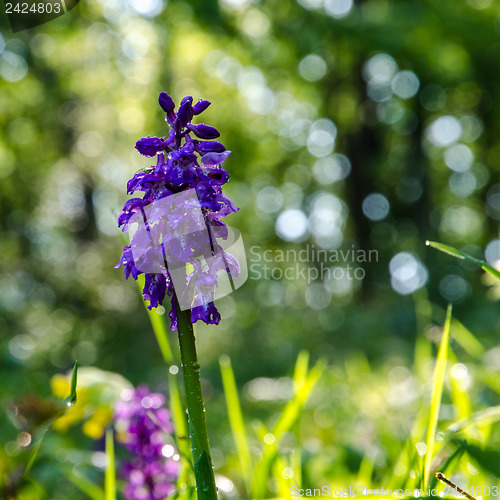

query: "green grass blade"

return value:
[413, 290, 433, 380]
[273, 357, 326, 439]
[25, 437, 45, 476]
[462, 442, 500, 476]
[384, 438, 410, 490]
[137, 275, 174, 364]
[252, 356, 327, 499]
[105, 428, 116, 500]
[426, 241, 500, 280]
[385, 432, 421, 491]
[25, 361, 79, 476]
[64, 469, 105, 500]
[293, 350, 309, 390]
[430, 304, 484, 359]
[62, 360, 78, 408]
[429, 440, 466, 489]
[446, 405, 500, 433]
[290, 348, 309, 488]
[292, 417, 302, 488]
[274, 456, 293, 497]
[423, 304, 452, 488]
[69, 360, 78, 404]
[251, 419, 270, 442]
[149, 309, 175, 364]
[219, 354, 252, 491]
[357, 454, 375, 485]
[24, 477, 47, 497]
[450, 318, 485, 359]
[448, 350, 471, 421]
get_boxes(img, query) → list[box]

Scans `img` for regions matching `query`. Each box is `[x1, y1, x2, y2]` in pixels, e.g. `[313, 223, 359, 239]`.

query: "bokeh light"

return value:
[389, 253, 428, 295]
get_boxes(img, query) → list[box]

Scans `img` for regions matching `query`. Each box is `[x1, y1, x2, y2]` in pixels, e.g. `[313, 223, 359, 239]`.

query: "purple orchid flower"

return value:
[115, 92, 238, 329]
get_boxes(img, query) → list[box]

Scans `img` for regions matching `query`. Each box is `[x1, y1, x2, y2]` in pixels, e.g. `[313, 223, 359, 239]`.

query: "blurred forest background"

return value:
[1, 0, 500, 497]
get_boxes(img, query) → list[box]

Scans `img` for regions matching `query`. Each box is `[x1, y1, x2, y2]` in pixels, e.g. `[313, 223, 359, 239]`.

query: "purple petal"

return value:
[164, 129, 176, 147]
[158, 92, 175, 114]
[212, 193, 239, 218]
[142, 273, 167, 310]
[201, 150, 231, 167]
[196, 141, 225, 153]
[188, 123, 220, 139]
[177, 97, 193, 128]
[168, 297, 178, 330]
[196, 191, 221, 212]
[154, 152, 166, 174]
[122, 197, 145, 212]
[118, 199, 145, 227]
[115, 246, 140, 280]
[191, 302, 221, 326]
[118, 212, 132, 227]
[127, 172, 159, 194]
[135, 136, 166, 157]
[192, 99, 211, 115]
[204, 167, 230, 185]
[165, 163, 195, 186]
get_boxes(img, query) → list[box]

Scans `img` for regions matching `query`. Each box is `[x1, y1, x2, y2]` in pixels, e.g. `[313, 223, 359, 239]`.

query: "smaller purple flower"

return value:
[115, 386, 179, 500]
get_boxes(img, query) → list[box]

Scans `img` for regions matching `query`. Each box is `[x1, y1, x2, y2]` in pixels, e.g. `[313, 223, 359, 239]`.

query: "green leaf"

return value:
[137, 275, 174, 364]
[193, 451, 214, 500]
[25, 361, 79, 477]
[357, 454, 375, 485]
[292, 350, 310, 391]
[446, 405, 500, 434]
[64, 469, 105, 500]
[251, 354, 327, 499]
[25, 437, 45, 476]
[62, 360, 79, 408]
[273, 356, 327, 439]
[429, 440, 466, 489]
[219, 354, 252, 492]
[448, 350, 471, 421]
[462, 442, 500, 476]
[105, 428, 116, 500]
[450, 317, 485, 360]
[426, 240, 500, 280]
[423, 304, 452, 489]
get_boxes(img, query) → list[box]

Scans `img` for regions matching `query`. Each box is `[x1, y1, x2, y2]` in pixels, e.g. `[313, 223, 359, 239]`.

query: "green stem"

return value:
[175, 298, 217, 500]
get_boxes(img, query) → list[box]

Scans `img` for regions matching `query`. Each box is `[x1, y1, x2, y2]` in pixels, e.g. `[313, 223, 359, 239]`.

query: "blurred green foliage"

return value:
[1, 0, 500, 497]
